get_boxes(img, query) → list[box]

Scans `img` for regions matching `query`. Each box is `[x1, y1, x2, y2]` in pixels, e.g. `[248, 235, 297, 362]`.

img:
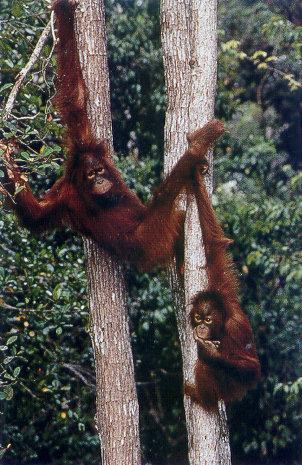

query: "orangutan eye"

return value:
[205, 316, 212, 324]
[194, 313, 202, 324]
[87, 171, 95, 180]
[98, 167, 105, 175]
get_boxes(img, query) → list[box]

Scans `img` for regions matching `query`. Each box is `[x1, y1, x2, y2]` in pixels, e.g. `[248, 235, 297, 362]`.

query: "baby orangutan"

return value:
[185, 291, 260, 410]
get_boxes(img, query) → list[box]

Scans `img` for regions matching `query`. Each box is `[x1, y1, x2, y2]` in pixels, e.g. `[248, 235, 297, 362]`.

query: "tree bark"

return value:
[72, 2, 141, 464]
[161, 1, 231, 464]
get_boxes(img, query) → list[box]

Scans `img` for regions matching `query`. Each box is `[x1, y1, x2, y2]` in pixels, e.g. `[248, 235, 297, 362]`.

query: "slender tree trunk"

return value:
[72, 2, 141, 464]
[161, 1, 231, 464]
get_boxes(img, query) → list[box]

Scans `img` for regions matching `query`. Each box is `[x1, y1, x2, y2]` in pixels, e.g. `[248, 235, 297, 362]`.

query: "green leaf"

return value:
[251, 50, 268, 60]
[56, 327, 63, 336]
[53, 284, 62, 301]
[0, 83, 13, 94]
[20, 151, 32, 160]
[7, 336, 18, 345]
[78, 422, 85, 432]
[4, 386, 14, 401]
[13, 366, 21, 377]
[42, 146, 55, 157]
[11, 0, 23, 17]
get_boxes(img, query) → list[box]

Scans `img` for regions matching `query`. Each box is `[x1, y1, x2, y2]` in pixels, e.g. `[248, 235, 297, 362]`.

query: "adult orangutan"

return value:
[2, 0, 224, 272]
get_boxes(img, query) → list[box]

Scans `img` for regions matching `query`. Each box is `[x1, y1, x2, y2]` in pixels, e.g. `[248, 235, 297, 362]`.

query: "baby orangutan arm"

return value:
[194, 328, 259, 380]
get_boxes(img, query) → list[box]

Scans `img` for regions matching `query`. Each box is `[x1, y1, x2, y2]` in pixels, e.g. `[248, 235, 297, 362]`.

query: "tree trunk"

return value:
[161, 1, 231, 464]
[72, 2, 141, 464]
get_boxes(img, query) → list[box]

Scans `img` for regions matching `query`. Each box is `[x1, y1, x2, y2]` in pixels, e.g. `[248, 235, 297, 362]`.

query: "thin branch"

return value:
[0, 301, 38, 312]
[42, 12, 57, 95]
[19, 380, 40, 400]
[7, 114, 40, 121]
[62, 363, 96, 389]
[0, 141, 18, 203]
[0, 300, 19, 311]
[50, 10, 56, 43]
[3, 19, 52, 120]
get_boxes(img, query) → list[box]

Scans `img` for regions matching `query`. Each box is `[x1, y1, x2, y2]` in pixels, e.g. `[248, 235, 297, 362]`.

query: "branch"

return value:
[19, 380, 41, 400]
[0, 140, 19, 203]
[62, 363, 96, 389]
[3, 16, 54, 120]
[0, 300, 38, 312]
[0, 298, 19, 311]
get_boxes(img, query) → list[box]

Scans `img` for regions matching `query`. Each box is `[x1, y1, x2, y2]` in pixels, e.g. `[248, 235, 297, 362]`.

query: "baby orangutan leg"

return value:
[184, 369, 220, 410]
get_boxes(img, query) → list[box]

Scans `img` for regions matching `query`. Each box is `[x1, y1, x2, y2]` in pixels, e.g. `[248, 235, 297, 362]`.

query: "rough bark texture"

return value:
[161, 1, 231, 464]
[73, 2, 141, 464]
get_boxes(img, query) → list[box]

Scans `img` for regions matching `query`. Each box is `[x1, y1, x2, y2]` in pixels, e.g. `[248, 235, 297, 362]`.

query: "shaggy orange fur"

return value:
[184, 170, 261, 409]
[3, 0, 224, 272]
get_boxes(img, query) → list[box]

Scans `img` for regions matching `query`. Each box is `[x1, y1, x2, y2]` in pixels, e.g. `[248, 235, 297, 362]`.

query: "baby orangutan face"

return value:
[192, 298, 224, 341]
[82, 153, 113, 196]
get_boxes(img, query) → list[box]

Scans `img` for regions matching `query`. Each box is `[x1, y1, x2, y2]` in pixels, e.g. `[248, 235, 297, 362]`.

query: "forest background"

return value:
[0, 0, 301, 464]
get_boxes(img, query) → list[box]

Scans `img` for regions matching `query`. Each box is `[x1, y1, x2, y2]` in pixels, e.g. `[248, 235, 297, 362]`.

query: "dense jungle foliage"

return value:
[0, 0, 301, 464]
